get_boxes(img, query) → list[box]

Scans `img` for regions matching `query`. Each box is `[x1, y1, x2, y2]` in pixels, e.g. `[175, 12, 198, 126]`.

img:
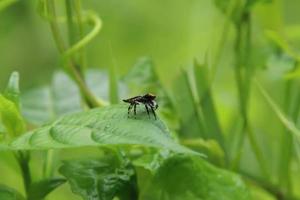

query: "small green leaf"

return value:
[140, 155, 250, 200]
[0, 95, 26, 138]
[27, 178, 66, 200]
[8, 105, 197, 155]
[4, 71, 20, 109]
[60, 156, 137, 200]
[0, 185, 25, 200]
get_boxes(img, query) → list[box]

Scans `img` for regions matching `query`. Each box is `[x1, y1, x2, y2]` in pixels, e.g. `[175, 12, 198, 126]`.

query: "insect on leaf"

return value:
[7, 105, 199, 155]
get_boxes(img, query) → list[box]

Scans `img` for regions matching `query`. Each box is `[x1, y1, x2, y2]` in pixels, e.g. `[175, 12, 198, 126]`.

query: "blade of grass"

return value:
[256, 81, 300, 140]
[193, 60, 225, 150]
[256, 80, 300, 195]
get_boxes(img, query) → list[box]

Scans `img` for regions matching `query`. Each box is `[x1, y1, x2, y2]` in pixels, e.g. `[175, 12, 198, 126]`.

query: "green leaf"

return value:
[265, 30, 300, 62]
[8, 105, 197, 155]
[21, 70, 126, 125]
[59, 155, 137, 200]
[4, 71, 21, 109]
[0, 185, 25, 200]
[0, 95, 26, 137]
[27, 178, 66, 200]
[140, 154, 250, 200]
[193, 61, 224, 148]
[182, 138, 225, 166]
[171, 69, 205, 138]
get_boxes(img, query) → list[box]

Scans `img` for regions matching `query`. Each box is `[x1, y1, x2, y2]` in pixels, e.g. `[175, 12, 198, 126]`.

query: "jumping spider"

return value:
[123, 93, 158, 119]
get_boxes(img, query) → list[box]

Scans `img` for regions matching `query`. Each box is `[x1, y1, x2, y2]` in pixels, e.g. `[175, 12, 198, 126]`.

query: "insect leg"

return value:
[150, 106, 157, 120]
[134, 103, 137, 117]
[128, 104, 133, 117]
[145, 104, 150, 118]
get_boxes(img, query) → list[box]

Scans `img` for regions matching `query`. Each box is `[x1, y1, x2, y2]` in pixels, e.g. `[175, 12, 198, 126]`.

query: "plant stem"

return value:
[65, 0, 76, 45]
[43, 149, 56, 178]
[230, 9, 269, 179]
[14, 151, 31, 197]
[240, 170, 300, 200]
[73, 0, 86, 70]
[46, 0, 103, 108]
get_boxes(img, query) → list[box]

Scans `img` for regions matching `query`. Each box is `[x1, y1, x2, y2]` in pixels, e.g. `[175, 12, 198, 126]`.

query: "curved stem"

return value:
[46, 0, 104, 108]
[63, 11, 102, 59]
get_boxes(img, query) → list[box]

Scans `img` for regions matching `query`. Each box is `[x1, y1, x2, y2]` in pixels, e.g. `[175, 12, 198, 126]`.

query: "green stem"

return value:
[240, 170, 300, 200]
[43, 149, 56, 178]
[14, 151, 31, 197]
[230, 10, 269, 178]
[182, 68, 207, 138]
[63, 11, 102, 59]
[46, 0, 103, 108]
[65, 0, 76, 45]
[73, 0, 86, 70]
[211, 0, 237, 82]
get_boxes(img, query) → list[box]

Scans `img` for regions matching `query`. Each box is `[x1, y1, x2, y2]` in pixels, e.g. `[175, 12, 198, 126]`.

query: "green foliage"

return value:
[172, 69, 205, 138]
[0, 95, 25, 138]
[123, 57, 160, 93]
[193, 61, 224, 148]
[4, 71, 20, 109]
[3, 0, 300, 199]
[27, 178, 66, 200]
[21, 70, 126, 125]
[0, 185, 25, 200]
[8, 105, 195, 155]
[59, 155, 137, 200]
[140, 154, 250, 200]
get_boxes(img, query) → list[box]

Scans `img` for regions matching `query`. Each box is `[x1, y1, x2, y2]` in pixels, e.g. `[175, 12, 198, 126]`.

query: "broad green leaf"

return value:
[21, 70, 126, 125]
[0, 95, 25, 137]
[8, 105, 197, 155]
[59, 156, 137, 200]
[4, 71, 20, 109]
[140, 154, 250, 200]
[0, 185, 25, 200]
[27, 178, 66, 200]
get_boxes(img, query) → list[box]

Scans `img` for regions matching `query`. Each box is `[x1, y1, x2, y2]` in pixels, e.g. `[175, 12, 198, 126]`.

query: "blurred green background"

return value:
[1, 0, 298, 90]
[1, 0, 300, 199]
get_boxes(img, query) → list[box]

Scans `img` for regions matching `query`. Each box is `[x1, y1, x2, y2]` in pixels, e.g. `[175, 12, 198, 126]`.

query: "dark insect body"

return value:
[123, 93, 158, 119]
